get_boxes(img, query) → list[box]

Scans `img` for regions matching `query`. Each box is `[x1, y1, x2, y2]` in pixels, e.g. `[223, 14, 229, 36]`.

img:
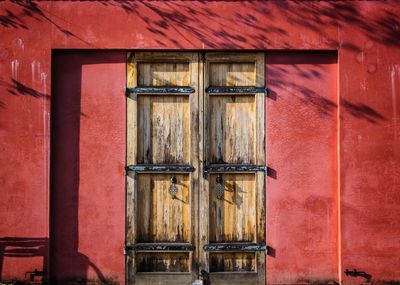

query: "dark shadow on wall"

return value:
[0, 237, 48, 282]
[50, 52, 123, 285]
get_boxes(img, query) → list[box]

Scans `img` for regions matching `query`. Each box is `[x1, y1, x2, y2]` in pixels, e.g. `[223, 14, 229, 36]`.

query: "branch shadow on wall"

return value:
[266, 51, 387, 124]
[0, 1, 392, 122]
[1, 1, 399, 49]
[0, 1, 92, 46]
[98, 1, 400, 49]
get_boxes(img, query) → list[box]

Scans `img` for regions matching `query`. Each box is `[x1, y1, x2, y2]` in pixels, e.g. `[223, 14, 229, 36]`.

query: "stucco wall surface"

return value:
[0, 1, 399, 284]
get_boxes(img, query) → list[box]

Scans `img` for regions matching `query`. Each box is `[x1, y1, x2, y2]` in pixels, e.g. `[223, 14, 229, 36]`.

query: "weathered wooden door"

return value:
[126, 52, 265, 285]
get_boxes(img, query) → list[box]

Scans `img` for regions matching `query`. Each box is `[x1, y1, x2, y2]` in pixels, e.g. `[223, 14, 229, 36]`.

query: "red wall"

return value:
[50, 52, 126, 283]
[266, 52, 339, 284]
[0, 1, 399, 284]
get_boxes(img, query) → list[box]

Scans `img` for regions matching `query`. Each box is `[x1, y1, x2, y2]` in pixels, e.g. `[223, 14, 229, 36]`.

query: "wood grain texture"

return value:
[127, 52, 199, 284]
[208, 95, 255, 164]
[137, 95, 190, 164]
[201, 52, 265, 284]
[138, 62, 190, 86]
[128, 52, 265, 284]
[210, 252, 256, 272]
[137, 174, 190, 242]
[136, 252, 190, 272]
[210, 62, 255, 87]
[209, 174, 256, 242]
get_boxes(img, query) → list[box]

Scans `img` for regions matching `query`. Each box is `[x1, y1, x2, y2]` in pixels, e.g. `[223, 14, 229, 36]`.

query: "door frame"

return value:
[125, 51, 266, 284]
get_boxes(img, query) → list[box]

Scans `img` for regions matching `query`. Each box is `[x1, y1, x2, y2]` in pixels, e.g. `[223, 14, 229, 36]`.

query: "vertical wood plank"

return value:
[137, 173, 190, 242]
[208, 96, 255, 164]
[189, 52, 200, 282]
[126, 51, 138, 284]
[199, 52, 209, 275]
[209, 174, 256, 242]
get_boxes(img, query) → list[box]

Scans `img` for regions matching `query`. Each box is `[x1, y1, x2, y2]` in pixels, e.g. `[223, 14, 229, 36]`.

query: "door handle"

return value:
[214, 175, 224, 200]
[168, 175, 178, 199]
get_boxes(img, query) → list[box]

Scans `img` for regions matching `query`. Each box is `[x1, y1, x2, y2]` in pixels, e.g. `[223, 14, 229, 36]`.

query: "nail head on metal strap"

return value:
[126, 165, 195, 173]
[125, 243, 195, 252]
[127, 87, 195, 94]
[205, 87, 267, 94]
[203, 243, 267, 252]
[204, 165, 267, 173]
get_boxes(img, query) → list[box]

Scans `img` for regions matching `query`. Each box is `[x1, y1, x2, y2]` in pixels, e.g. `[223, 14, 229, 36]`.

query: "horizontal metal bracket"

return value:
[126, 165, 195, 173]
[205, 87, 267, 94]
[125, 243, 195, 252]
[204, 164, 267, 173]
[203, 243, 267, 252]
[127, 87, 195, 94]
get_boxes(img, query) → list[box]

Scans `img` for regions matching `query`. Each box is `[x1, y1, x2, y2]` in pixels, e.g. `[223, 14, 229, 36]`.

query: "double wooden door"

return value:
[126, 52, 266, 285]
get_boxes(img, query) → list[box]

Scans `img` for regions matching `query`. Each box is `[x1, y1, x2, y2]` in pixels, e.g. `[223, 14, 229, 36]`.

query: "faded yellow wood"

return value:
[127, 52, 199, 285]
[201, 52, 266, 285]
[128, 52, 265, 284]
[137, 95, 190, 164]
[188, 53, 200, 282]
[138, 62, 190, 86]
[137, 174, 190, 242]
[208, 95, 255, 164]
[210, 62, 255, 86]
[209, 174, 256, 242]
[126, 52, 138, 282]
[134, 52, 195, 62]
[210, 252, 256, 272]
[198, 53, 209, 275]
[136, 252, 190, 272]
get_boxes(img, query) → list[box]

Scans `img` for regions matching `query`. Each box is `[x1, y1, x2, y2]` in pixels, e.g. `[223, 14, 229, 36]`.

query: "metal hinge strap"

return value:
[204, 165, 267, 173]
[203, 243, 267, 252]
[205, 87, 267, 94]
[126, 87, 195, 94]
[125, 243, 195, 252]
[126, 165, 195, 173]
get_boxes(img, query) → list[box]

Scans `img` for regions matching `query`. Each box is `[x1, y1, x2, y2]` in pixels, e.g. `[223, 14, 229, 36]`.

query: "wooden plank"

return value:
[203, 52, 265, 285]
[255, 53, 266, 285]
[137, 62, 190, 86]
[127, 52, 199, 284]
[137, 95, 190, 164]
[198, 52, 209, 275]
[128, 52, 265, 284]
[136, 252, 190, 272]
[134, 52, 195, 62]
[209, 174, 256, 242]
[126, 52, 138, 284]
[136, 174, 190, 242]
[206, 52, 264, 63]
[188, 52, 200, 282]
[209, 62, 255, 87]
[210, 253, 256, 272]
[208, 95, 255, 164]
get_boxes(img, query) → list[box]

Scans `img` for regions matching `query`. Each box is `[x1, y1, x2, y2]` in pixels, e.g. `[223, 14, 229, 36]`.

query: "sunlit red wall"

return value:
[0, 1, 399, 284]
